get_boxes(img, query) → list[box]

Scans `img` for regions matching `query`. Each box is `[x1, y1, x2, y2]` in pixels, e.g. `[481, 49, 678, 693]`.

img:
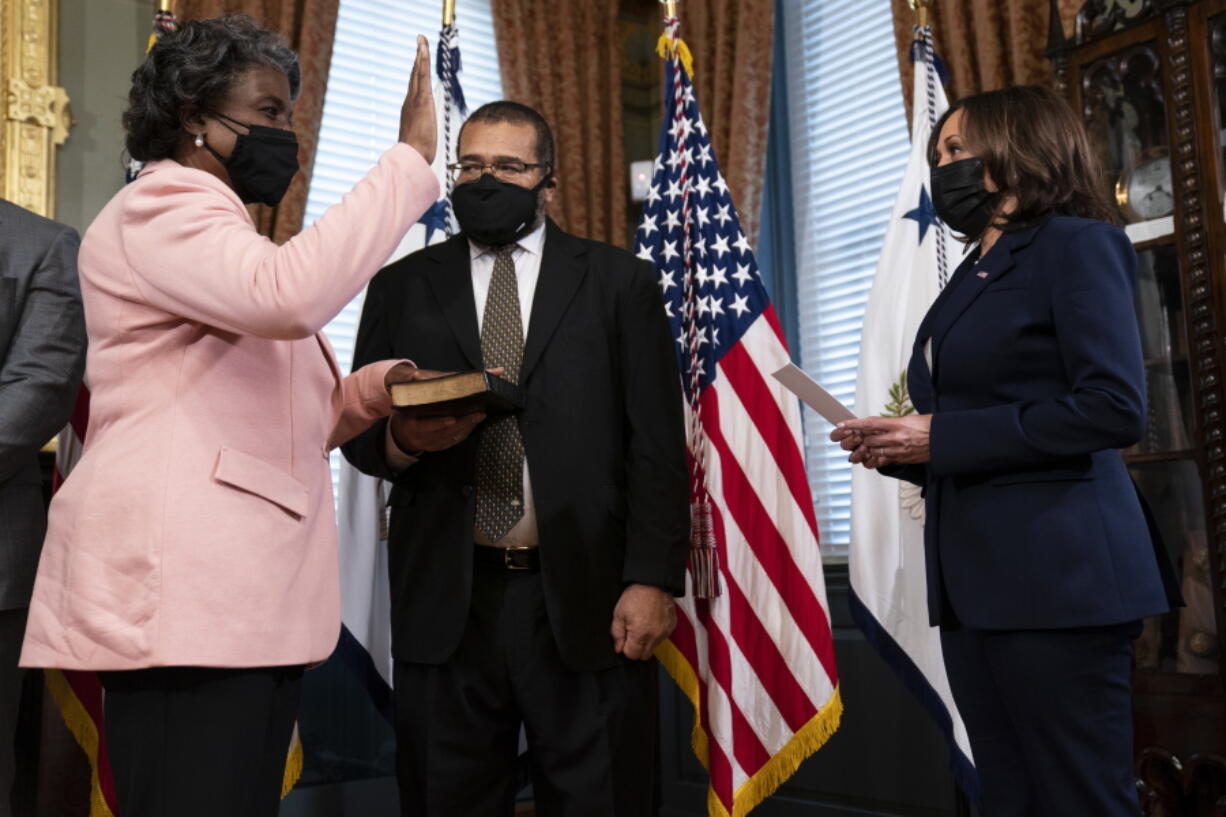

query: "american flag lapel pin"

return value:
[976, 270, 989, 278]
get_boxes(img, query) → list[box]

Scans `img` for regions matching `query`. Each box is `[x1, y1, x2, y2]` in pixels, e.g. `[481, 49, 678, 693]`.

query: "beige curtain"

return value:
[680, 0, 773, 246]
[890, 0, 1065, 116]
[177, 0, 340, 243]
[490, 0, 626, 246]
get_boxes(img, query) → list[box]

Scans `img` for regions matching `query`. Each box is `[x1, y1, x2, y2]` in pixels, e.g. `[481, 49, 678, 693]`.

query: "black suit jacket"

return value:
[341, 220, 689, 671]
[0, 200, 85, 610]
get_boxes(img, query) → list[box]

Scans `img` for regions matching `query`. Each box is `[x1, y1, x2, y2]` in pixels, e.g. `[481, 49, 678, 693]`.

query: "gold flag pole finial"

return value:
[443, 0, 456, 27]
[656, 0, 693, 78]
[908, 0, 932, 28]
[149, 0, 178, 54]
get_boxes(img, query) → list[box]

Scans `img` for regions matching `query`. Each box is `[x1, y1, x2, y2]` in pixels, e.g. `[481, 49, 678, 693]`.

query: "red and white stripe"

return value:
[668, 308, 841, 812]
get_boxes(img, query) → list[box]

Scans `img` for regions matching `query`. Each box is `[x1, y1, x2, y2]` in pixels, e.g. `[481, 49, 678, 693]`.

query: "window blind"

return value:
[781, 0, 910, 560]
[304, 0, 503, 492]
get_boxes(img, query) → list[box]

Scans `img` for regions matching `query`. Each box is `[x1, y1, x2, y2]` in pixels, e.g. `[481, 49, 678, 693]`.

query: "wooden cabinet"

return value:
[1049, 2, 1226, 813]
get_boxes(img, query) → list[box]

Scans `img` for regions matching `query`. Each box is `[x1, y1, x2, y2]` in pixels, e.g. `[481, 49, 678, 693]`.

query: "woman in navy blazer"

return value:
[833, 86, 1180, 816]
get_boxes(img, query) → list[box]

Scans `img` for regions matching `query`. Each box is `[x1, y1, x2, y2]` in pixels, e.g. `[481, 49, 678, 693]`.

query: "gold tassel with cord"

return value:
[656, 32, 695, 79]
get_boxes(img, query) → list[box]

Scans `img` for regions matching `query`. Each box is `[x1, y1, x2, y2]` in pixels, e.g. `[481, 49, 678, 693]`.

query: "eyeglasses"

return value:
[447, 160, 551, 182]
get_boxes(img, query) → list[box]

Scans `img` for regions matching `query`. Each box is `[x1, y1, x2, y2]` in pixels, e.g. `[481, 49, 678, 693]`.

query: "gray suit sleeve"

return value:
[0, 225, 86, 482]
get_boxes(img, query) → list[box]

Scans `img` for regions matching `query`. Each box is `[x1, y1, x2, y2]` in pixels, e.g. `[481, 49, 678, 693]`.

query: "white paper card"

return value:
[772, 363, 858, 426]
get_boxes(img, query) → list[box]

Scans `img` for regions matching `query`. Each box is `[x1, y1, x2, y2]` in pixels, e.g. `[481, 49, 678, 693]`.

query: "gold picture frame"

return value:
[0, 0, 71, 218]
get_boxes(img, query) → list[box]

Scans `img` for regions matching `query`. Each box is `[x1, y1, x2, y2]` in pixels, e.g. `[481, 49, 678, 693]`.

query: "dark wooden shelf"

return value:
[1134, 232, 1179, 252]
[1143, 354, 1190, 367]
[1124, 449, 1199, 464]
[1134, 670, 1225, 697]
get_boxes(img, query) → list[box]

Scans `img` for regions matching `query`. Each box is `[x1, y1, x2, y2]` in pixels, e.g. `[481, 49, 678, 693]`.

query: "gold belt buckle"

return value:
[503, 546, 533, 570]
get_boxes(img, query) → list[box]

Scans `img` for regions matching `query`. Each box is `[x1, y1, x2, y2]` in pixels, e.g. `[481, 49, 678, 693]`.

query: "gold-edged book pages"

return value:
[390, 371, 524, 419]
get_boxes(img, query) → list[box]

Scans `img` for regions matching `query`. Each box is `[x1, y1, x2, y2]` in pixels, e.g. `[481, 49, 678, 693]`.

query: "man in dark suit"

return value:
[341, 101, 689, 817]
[0, 199, 86, 817]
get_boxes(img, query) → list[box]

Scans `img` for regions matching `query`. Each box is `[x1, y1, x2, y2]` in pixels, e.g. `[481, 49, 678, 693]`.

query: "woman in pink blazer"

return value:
[20, 16, 438, 816]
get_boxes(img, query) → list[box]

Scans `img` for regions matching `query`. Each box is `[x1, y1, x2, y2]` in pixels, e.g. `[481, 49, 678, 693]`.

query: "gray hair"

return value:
[122, 14, 300, 162]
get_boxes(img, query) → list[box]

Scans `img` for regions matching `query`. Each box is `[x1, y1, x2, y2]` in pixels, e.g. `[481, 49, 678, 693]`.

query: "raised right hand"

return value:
[399, 34, 437, 164]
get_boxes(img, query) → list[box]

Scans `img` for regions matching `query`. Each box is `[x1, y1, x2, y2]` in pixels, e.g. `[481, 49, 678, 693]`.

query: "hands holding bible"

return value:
[385, 365, 506, 454]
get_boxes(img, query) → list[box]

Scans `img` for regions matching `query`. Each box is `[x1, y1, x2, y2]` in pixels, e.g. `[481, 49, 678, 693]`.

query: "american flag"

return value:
[637, 18, 841, 816]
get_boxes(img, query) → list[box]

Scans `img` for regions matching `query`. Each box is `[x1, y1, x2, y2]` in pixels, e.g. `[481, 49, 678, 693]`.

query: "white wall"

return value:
[56, 0, 149, 233]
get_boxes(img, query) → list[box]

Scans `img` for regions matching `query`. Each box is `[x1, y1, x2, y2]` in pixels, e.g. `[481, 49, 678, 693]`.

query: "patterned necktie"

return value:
[474, 246, 525, 542]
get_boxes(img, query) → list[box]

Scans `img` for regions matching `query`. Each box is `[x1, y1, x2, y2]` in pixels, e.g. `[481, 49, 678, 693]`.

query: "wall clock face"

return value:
[1116, 147, 1174, 222]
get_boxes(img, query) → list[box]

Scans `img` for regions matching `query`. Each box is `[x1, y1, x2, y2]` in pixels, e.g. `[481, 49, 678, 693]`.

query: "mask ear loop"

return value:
[208, 110, 249, 136]
[198, 125, 235, 167]
[191, 112, 244, 166]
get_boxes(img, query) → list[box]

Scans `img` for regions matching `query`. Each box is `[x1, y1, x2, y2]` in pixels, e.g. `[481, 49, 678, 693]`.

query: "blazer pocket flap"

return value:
[213, 447, 309, 518]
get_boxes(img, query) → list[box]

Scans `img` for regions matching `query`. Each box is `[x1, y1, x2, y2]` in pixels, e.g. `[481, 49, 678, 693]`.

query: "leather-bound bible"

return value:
[389, 371, 524, 418]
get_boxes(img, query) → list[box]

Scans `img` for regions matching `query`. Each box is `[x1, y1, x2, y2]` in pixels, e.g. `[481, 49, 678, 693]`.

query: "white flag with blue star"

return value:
[847, 26, 980, 803]
[337, 25, 471, 693]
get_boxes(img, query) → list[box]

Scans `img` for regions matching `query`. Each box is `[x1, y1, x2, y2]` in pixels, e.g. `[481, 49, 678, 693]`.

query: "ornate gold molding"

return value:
[1, 0, 72, 218]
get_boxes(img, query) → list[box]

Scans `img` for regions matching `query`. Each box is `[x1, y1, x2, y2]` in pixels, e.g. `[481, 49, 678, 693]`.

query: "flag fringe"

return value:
[49, 667, 304, 807]
[44, 670, 116, 817]
[280, 730, 304, 798]
[656, 639, 844, 817]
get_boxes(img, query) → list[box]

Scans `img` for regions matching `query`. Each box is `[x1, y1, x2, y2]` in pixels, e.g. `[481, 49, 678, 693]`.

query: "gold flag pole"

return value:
[443, 0, 456, 27]
[660, 0, 678, 18]
[908, 0, 932, 28]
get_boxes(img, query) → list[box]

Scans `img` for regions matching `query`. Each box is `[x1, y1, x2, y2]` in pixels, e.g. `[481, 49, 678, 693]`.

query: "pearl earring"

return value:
[194, 134, 204, 148]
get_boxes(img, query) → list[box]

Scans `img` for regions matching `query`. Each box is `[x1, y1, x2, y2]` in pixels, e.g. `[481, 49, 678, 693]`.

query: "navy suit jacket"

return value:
[888, 215, 1177, 629]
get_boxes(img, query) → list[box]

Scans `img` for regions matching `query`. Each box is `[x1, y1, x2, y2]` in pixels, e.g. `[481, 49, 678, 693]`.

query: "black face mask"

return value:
[451, 173, 548, 247]
[930, 157, 1001, 238]
[204, 111, 299, 206]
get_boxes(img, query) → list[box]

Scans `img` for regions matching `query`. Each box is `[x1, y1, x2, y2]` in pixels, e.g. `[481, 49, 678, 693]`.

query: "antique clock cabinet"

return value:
[1048, 1, 1226, 812]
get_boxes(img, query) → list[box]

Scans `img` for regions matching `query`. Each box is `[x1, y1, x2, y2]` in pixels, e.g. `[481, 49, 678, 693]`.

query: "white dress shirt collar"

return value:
[467, 220, 547, 262]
